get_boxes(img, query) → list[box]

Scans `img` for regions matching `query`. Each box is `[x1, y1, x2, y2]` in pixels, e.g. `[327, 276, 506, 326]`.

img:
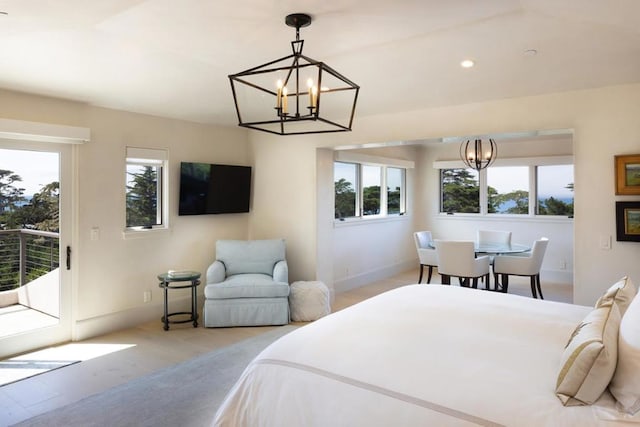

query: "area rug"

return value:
[15, 325, 297, 427]
[0, 358, 80, 387]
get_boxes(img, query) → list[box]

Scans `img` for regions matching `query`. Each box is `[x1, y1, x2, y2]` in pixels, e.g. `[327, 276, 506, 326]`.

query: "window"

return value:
[536, 165, 574, 216]
[387, 167, 405, 215]
[334, 162, 358, 219]
[125, 147, 168, 230]
[487, 166, 529, 214]
[334, 160, 407, 220]
[437, 157, 573, 218]
[362, 165, 381, 216]
[441, 168, 479, 213]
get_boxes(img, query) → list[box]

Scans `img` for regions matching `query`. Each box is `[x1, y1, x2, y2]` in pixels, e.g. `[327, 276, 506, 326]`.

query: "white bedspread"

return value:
[213, 285, 627, 426]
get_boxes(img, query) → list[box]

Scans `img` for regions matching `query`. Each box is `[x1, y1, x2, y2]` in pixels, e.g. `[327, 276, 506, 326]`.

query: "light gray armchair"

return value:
[203, 239, 290, 327]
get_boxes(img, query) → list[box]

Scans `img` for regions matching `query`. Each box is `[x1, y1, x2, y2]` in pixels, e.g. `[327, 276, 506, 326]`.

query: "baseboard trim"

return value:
[334, 260, 416, 294]
[73, 294, 196, 341]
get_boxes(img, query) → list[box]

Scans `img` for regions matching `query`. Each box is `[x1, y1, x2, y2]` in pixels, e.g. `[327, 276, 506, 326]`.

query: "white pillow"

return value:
[610, 287, 640, 414]
[556, 300, 621, 406]
[596, 276, 636, 316]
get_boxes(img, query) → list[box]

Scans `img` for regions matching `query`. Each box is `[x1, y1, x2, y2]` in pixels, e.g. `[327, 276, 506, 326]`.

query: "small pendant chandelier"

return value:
[228, 13, 360, 136]
[460, 138, 498, 170]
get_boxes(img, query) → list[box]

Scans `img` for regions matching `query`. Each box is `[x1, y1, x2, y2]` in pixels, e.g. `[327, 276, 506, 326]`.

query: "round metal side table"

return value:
[157, 271, 200, 331]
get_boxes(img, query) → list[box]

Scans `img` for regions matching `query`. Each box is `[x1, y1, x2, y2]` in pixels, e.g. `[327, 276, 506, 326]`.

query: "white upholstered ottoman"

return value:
[289, 281, 331, 321]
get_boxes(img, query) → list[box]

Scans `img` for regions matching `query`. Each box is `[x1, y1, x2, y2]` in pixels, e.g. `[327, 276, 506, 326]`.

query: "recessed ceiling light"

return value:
[460, 59, 475, 68]
[524, 49, 538, 57]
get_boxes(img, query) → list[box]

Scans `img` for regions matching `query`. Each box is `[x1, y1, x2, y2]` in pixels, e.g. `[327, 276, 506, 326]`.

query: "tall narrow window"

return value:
[441, 168, 479, 213]
[362, 165, 382, 216]
[387, 167, 405, 215]
[334, 162, 358, 219]
[537, 165, 574, 216]
[487, 166, 529, 214]
[126, 147, 168, 229]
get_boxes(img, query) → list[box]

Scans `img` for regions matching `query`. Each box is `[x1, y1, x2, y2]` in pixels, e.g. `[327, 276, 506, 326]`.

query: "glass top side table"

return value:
[157, 271, 201, 331]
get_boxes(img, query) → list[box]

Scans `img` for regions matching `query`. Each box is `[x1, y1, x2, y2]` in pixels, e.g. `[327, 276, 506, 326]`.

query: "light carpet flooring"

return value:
[1, 269, 572, 426]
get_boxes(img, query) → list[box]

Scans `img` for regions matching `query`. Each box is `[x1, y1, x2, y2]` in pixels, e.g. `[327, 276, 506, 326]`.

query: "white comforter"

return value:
[213, 285, 628, 426]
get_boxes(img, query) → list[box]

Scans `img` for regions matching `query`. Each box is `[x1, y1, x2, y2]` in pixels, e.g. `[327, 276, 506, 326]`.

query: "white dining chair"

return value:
[476, 230, 512, 253]
[434, 240, 490, 289]
[492, 237, 549, 298]
[413, 231, 438, 284]
[476, 230, 512, 288]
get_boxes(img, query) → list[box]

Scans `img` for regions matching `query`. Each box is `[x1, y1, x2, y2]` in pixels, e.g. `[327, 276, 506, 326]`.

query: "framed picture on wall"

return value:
[615, 154, 640, 195]
[616, 201, 640, 242]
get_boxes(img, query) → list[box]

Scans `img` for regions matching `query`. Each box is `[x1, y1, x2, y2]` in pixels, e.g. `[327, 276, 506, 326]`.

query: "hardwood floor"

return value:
[1, 269, 572, 425]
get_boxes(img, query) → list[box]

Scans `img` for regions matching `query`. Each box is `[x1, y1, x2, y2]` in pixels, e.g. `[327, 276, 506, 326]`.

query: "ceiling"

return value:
[1, 0, 639, 127]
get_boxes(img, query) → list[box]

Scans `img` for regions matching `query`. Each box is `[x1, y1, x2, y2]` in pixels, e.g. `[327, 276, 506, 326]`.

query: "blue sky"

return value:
[0, 148, 59, 195]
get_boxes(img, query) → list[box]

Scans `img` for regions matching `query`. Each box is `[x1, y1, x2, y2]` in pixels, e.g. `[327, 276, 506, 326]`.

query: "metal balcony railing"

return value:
[0, 229, 60, 292]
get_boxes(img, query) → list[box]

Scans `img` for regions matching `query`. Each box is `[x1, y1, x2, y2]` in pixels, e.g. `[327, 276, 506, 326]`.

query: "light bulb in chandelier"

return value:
[460, 138, 497, 170]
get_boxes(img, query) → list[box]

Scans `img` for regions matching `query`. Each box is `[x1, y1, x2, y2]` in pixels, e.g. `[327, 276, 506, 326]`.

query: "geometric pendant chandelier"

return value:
[228, 13, 360, 136]
[460, 138, 498, 170]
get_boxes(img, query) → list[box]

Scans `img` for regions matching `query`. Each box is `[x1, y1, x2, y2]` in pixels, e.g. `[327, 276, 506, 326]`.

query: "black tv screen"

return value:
[179, 162, 251, 215]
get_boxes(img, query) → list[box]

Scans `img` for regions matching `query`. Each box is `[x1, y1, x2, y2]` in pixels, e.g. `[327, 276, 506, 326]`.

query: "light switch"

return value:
[599, 235, 611, 250]
[90, 227, 100, 241]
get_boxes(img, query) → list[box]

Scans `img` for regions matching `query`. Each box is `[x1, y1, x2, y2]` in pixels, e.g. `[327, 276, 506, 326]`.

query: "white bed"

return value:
[212, 284, 633, 426]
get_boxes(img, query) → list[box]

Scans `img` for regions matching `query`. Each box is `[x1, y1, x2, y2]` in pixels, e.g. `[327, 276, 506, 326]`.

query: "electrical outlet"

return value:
[90, 227, 100, 241]
[143, 290, 152, 303]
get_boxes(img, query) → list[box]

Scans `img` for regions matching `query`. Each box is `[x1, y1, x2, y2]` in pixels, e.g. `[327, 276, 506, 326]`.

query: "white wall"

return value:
[0, 89, 250, 340]
[331, 145, 420, 292]
[250, 84, 640, 306]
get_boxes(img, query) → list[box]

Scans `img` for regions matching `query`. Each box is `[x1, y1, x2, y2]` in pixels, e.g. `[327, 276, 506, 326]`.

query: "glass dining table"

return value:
[474, 242, 530, 255]
[427, 241, 530, 254]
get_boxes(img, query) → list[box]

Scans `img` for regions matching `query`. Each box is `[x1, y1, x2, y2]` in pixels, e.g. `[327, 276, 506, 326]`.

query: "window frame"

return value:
[124, 147, 169, 237]
[334, 152, 413, 223]
[435, 155, 573, 219]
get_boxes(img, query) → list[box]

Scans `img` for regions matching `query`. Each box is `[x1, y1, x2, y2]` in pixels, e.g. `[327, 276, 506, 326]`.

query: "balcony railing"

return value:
[0, 229, 60, 292]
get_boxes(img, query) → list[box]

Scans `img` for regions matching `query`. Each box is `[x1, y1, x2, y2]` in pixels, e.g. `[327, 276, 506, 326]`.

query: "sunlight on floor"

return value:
[13, 342, 137, 362]
[0, 342, 137, 386]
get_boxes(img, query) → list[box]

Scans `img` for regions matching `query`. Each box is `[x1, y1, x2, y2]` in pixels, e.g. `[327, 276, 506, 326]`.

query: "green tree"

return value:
[335, 178, 356, 219]
[387, 186, 401, 214]
[363, 185, 380, 215]
[0, 169, 27, 229]
[127, 166, 158, 227]
[538, 196, 573, 216]
[13, 182, 59, 231]
[487, 186, 500, 213]
[441, 169, 479, 213]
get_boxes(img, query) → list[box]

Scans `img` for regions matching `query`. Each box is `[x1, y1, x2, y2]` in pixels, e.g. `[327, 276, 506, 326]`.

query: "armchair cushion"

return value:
[216, 239, 286, 276]
[205, 274, 290, 299]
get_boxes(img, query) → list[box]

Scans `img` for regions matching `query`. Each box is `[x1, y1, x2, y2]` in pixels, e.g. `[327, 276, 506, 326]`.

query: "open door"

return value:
[0, 138, 74, 359]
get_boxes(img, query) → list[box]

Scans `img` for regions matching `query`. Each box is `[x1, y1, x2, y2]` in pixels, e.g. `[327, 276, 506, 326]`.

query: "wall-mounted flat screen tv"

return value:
[179, 162, 251, 215]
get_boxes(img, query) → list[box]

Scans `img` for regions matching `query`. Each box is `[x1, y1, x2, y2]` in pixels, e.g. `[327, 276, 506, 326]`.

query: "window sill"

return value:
[334, 214, 409, 228]
[122, 227, 170, 240]
[436, 213, 572, 224]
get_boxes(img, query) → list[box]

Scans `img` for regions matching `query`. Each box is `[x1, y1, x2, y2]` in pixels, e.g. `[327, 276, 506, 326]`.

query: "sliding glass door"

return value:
[0, 139, 73, 358]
